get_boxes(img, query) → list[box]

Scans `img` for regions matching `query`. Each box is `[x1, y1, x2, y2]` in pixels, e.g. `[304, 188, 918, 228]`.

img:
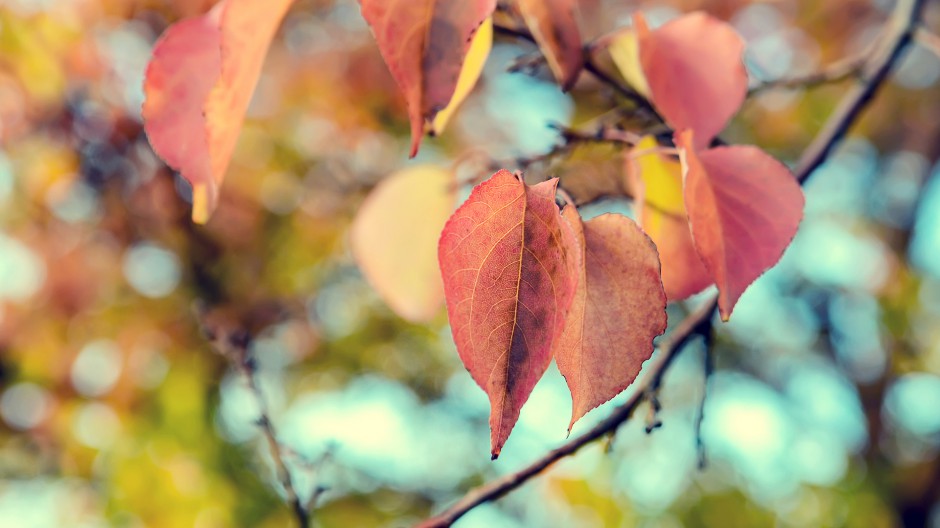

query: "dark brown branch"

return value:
[796, 0, 928, 183]
[197, 314, 310, 528]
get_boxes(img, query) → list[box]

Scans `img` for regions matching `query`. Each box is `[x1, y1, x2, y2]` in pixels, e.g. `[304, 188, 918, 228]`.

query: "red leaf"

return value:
[636, 11, 747, 149]
[517, 0, 584, 90]
[142, 9, 221, 223]
[351, 165, 455, 322]
[358, 0, 496, 157]
[624, 136, 711, 300]
[438, 170, 580, 457]
[143, 0, 295, 223]
[676, 130, 804, 320]
[555, 208, 666, 430]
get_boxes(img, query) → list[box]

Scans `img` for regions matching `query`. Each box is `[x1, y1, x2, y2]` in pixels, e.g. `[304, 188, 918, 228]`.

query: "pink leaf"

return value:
[636, 11, 747, 149]
[677, 130, 804, 319]
[555, 208, 666, 430]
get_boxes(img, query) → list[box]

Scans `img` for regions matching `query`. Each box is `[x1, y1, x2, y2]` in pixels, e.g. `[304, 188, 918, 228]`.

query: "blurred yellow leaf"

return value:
[625, 136, 710, 300]
[608, 29, 650, 98]
[351, 165, 455, 322]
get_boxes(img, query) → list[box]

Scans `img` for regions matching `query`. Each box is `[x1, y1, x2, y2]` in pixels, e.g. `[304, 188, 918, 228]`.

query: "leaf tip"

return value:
[191, 183, 212, 224]
[632, 11, 650, 36]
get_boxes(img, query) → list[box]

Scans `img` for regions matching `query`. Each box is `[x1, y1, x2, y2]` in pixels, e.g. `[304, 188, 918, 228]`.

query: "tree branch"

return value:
[416, 297, 717, 528]
[749, 53, 867, 95]
[796, 0, 928, 183]
[492, 21, 656, 113]
[197, 315, 311, 528]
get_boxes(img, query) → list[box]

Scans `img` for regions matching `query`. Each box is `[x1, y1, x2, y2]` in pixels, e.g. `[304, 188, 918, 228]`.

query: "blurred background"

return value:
[1, 0, 940, 526]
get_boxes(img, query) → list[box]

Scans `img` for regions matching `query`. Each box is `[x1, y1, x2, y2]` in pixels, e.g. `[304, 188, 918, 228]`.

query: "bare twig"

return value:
[417, 1, 926, 525]
[749, 53, 867, 95]
[197, 315, 311, 528]
[796, 0, 928, 183]
[695, 331, 715, 470]
[499, 123, 641, 173]
[492, 20, 656, 113]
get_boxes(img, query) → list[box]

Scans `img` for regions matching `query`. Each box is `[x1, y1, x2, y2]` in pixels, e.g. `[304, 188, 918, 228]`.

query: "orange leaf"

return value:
[625, 136, 711, 300]
[676, 130, 804, 320]
[517, 0, 584, 90]
[351, 165, 455, 322]
[358, 0, 496, 157]
[143, 0, 295, 223]
[438, 170, 580, 458]
[555, 208, 666, 430]
[635, 11, 747, 149]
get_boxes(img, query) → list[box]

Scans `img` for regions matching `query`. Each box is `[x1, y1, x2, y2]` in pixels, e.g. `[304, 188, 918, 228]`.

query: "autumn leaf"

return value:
[625, 136, 711, 300]
[607, 29, 650, 97]
[351, 165, 455, 323]
[143, 0, 295, 223]
[358, 0, 497, 157]
[555, 208, 666, 430]
[142, 8, 221, 224]
[438, 170, 580, 457]
[676, 130, 804, 320]
[430, 18, 493, 135]
[516, 0, 584, 90]
[634, 11, 747, 149]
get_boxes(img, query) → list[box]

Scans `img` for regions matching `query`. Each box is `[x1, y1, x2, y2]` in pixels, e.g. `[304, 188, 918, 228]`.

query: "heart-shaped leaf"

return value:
[635, 11, 747, 149]
[677, 130, 804, 319]
[555, 208, 666, 430]
[438, 170, 580, 457]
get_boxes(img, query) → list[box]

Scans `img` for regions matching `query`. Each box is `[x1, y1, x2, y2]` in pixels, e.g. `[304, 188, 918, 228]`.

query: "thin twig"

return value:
[492, 20, 656, 113]
[417, 1, 926, 525]
[796, 0, 928, 183]
[196, 312, 311, 528]
[695, 331, 714, 470]
[749, 53, 867, 95]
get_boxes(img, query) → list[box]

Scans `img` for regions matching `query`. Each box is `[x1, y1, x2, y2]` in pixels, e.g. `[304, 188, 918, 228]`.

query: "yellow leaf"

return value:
[351, 165, 455, 322]
[630, 136, 683, 217]
[625, 136, 711, 301]
[430, 18, 492, 135]
[608, 29, 650, 98]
